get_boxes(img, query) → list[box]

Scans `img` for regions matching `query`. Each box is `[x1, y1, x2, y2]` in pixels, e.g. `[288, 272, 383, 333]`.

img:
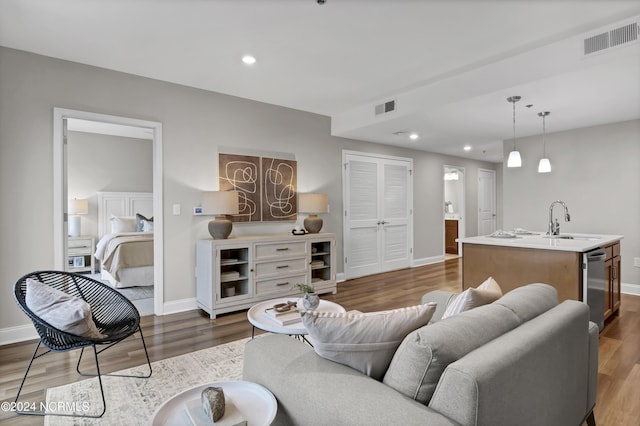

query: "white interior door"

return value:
[478, 168, 497, 235]
[343, 152, 412, 280]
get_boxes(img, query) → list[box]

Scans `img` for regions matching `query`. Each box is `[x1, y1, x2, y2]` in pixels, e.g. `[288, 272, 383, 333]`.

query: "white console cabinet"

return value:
[196, 233, 336, 319]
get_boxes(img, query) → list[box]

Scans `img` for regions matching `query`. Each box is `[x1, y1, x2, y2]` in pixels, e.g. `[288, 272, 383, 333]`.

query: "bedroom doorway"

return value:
[53, 108, 164, 316]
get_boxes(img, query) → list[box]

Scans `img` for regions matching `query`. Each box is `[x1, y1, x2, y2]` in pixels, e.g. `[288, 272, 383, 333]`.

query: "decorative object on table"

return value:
[296, 283, 320, 310]
[202, 386, 225, 422]
[299, 193, 329, 233]
[68, 198, 89, 237]
[506, 95, 522, 168]
[202, 191, 240, 239]
[265, 300, 301, 325]
[537, 111, 552, 173]
[291, 225, 307, 235]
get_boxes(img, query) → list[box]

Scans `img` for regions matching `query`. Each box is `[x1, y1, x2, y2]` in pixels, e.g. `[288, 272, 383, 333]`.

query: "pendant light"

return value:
[506, 96, 522, 168]
[537, 111, 551, 173]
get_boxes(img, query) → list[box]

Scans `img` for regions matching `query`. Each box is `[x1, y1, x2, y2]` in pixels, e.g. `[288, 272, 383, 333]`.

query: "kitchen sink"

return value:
[543, 234, 601, 241]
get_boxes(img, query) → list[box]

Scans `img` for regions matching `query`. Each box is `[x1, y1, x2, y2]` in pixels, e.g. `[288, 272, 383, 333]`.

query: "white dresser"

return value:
[196, 233, 336, 319]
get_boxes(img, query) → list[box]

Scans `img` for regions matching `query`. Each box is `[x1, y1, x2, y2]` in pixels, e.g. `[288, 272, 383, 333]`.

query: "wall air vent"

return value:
[374, 99, 396, 116]
[583, 21, 638, 56]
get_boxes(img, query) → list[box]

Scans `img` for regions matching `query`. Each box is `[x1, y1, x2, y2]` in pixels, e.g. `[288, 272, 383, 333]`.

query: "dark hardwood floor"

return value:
[1, 258, 638, 425]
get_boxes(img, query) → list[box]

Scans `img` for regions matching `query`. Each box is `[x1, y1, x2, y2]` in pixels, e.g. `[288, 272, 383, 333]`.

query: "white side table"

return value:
[151, 381, 276, 426]
[247, 297, 346, 339]
[67, 236, 95, 274]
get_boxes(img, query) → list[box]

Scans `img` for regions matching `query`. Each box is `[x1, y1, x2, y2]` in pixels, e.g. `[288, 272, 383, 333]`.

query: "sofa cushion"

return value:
[382, 303, 520, 405]
[301, 303, 437, 380]
[441, 277, 502, 319]
[494, 283, 558, 322]
[25, 278, 105, 339]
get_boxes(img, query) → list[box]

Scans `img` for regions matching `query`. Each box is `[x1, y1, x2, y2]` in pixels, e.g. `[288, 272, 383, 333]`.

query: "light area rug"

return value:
[45, 338, 250, 426]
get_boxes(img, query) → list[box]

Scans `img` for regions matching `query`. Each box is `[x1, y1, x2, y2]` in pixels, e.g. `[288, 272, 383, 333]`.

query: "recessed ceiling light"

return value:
[463, 145, 472, 151]
[409, 133, 419, 140]
[242, 55, 256, 65]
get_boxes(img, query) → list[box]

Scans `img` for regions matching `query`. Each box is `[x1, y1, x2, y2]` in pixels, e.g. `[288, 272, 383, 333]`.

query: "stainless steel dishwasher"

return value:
[583, 248, 606, 331]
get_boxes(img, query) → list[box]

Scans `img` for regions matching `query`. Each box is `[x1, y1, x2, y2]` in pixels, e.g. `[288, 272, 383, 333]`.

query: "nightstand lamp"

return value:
[299, 193, 329, 234]
[68, 198, 88, 237]
[202, 191, 240, 239]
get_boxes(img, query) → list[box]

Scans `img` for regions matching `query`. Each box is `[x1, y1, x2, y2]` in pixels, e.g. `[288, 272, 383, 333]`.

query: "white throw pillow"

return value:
[25, 278, 105, 339]
[301, 303, 437, 380]
[110, 215, 137, 233]
[441, 276, 503, 319]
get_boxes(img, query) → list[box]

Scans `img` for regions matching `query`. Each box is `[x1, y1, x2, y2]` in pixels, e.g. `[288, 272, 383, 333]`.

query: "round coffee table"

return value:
[248, 297, 345, 338]
[151, 380, 276, 426]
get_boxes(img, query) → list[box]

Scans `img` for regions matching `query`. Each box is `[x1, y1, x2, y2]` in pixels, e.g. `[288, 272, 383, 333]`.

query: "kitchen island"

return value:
[458, 232, 623, 322]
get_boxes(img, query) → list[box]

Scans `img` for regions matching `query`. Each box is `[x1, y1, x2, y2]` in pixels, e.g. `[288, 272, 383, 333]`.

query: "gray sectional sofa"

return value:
[243, 284, 598, 426]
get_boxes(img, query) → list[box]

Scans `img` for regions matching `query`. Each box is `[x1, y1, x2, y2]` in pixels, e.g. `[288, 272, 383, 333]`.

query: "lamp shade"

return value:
[299, 193, 329, 214]
[68, 198, 89, 215]
[202, 191, 239, 215]
[507, 150, 522, 168]
[538, 158, 552, 173]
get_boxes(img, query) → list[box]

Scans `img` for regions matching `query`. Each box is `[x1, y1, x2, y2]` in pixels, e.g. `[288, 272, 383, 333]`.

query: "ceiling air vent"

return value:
[584, 21, 639, 56]
[374, 99, 396, 116]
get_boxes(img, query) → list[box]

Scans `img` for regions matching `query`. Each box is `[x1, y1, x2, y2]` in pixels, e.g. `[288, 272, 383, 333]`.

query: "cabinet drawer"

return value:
[255, 274, 308, 296]
[68, 239, 92, 249]
[612, 242, 620, 257]
[255, 241, 306, 260]
[255, 258, 308, 278]
[604, 245, 614, 260]
[68, 247, 91, 255]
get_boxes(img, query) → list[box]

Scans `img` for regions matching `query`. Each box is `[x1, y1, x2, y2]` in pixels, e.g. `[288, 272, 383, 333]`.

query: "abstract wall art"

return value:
[219, 152, 297, 222]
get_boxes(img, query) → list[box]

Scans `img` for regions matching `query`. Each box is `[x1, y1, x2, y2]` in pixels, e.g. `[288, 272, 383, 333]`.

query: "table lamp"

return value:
[299, 193, 329, 233]
[68, 198, 89, 237]
[202, 191, 240, 239]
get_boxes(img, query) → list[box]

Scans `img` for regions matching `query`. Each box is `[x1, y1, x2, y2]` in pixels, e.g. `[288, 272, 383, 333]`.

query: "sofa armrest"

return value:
[243, 335, 460, 426]
[421, 290, 456, 322]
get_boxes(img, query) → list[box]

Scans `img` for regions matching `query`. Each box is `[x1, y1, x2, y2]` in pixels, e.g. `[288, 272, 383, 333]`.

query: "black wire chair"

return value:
[13, 270, 152, 418]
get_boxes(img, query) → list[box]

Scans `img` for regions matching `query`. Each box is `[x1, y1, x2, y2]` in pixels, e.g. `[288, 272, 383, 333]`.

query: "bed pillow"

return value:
[25, 278, 105, 339]
[300, 303, 437, 380]
[136, 213, 153, 232]
[110, 215, 137, 233]
[441, 276, 502, 319]
[141, 219, 154, 232]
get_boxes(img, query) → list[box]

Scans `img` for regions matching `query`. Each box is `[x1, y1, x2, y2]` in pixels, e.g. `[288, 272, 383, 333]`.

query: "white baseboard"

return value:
[622, 282, 640, 296]
[162, 297, 198, 315]
[336, 272, 346, 283]
[0, 324, 39, 346]
[412, 255, 445, 267]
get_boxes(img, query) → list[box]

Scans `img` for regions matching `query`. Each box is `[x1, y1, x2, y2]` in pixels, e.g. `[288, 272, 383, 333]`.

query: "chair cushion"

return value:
[383, 303, 520, 405]
[25, 278, 105, 339]
[301, 303, 437, 380]
[441, 277, 502, 319]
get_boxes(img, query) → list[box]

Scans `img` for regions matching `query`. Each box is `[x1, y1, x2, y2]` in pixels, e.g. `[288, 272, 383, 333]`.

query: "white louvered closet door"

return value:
[343, 152, 412, 280]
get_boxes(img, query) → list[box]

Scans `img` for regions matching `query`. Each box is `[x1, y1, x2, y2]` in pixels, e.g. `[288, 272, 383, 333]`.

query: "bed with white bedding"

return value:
[95, 232, 154, 288]
[95, 192, 154, 288]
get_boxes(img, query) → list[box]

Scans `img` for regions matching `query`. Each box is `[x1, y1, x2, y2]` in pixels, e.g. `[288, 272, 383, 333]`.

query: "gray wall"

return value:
[502, 119, 640, 287]
[0, 46, 498, 330]
[68, 131, 153, 238]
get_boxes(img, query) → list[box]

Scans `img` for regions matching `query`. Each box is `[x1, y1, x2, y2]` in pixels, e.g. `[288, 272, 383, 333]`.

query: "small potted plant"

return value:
[296, 283, 319, 310]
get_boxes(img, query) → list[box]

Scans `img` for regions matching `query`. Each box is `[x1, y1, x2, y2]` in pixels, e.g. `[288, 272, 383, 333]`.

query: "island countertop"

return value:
[457, 232, 623, 253]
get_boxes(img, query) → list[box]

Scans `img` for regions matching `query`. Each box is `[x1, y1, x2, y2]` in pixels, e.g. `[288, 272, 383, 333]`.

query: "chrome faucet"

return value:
[548, 200, 570, 235]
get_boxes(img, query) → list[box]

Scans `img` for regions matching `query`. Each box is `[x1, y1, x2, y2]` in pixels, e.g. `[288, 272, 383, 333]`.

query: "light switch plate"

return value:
[172, 204, 181, 215]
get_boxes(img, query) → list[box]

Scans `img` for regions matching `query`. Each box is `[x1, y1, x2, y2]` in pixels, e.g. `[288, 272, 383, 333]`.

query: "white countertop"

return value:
[458, 231, 623, 252]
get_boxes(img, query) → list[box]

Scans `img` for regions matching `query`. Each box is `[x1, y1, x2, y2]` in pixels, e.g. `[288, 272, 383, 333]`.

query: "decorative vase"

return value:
[302, 292, 320, 310]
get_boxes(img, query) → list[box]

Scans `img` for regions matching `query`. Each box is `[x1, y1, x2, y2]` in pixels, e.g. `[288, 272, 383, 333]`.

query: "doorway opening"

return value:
[443, 166, 465, 259]
[53, 108, 164, 315]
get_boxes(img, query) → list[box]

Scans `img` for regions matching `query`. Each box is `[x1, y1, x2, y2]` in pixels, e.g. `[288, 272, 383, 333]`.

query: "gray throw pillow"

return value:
[301, 303, 437, 380]
[25, 278, 105, 339]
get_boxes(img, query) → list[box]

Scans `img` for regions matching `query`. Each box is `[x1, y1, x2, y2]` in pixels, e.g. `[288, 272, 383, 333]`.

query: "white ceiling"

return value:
[1, 0, 639, 162]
